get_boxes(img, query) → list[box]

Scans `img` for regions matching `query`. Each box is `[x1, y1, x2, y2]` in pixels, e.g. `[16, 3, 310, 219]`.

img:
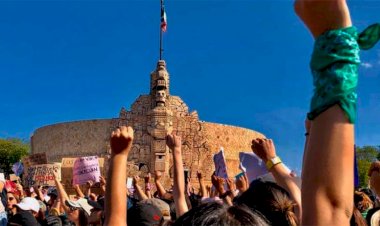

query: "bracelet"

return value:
[265, 156, 282, 170]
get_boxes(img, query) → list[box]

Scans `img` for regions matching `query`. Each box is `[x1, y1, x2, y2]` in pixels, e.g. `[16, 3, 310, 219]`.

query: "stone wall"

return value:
[31, 119, 115, 162]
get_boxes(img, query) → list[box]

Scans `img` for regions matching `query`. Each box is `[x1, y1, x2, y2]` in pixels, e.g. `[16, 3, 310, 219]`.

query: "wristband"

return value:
[265, 156, 282, 170]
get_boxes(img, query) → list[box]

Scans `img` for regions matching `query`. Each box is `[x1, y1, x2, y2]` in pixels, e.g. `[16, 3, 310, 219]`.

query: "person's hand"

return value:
[99, 176, 106, 186]
[53, 170, 60, 181]
[211, 175, 225, 194]
[226, 178, 236, 192]
[133, 176, 140, 187]
[110, 126, 134, 156]
[154, 171, 162, 182]
[166, 133, 182, 151]
[16, 183, 23, 192]
[235, 173, 248, 193]
[86, 181, 94, 189]
[144, 173, 151, 183]
[251, 138, 277, 162]
[294, 0, 352, 38]
[197, 171, 203, 181]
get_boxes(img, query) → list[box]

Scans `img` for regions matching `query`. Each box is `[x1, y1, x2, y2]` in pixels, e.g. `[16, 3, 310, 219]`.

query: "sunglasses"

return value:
[69, 206, 78, 211]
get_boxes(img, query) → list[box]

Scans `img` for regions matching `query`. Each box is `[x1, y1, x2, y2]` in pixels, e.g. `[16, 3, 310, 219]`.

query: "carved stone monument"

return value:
[31, 60, 265, 186]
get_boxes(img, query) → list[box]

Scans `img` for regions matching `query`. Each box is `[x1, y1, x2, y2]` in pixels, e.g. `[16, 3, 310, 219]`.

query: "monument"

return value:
[31, 60, 265, 184]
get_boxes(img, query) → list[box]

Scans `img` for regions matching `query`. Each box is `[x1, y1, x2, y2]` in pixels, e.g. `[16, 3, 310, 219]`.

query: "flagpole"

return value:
[159, 0, 163, 60]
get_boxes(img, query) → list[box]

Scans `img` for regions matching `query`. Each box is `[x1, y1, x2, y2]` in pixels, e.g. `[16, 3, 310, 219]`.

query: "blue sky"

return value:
[0, 1, 379, 171]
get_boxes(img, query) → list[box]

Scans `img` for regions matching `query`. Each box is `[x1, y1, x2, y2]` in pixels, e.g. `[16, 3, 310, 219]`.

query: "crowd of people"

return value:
[2, 0, 380, 225]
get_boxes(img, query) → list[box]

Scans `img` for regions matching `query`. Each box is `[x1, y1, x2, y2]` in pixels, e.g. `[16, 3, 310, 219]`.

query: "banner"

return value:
[25, 164, 61, 187]
[213, 148, 228, 179]
[73, 156, 101, 185]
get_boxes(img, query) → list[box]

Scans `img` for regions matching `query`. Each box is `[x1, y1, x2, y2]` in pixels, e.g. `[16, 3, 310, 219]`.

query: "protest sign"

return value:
[213, 148, 228, 179]
[25, 164, 61, 187]
[73, 156, 101, 185]
[12, 162, 24, 176]
[61, 157, 105, 186]
[238, 151, 301, 187]
[238, 152, 267, 182]
[22, 153, 48, 170]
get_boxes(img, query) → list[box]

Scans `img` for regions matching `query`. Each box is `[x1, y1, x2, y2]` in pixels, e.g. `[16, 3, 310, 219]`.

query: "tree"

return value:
[0, 138, 30, 175]
[356, 146, 380, 188]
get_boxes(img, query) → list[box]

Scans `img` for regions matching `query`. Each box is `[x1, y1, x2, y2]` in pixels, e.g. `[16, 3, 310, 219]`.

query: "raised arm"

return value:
[252, 138, 301, 221]
[73, 184, 85, 198]
[105, 126, 134, 226]
[295, 0, 354, 225]
[197, 171, 207, 198]
[144, 173, 153, 199]
[166, 133, 188, 217]
[53, 170, 70, 213]
[133, 176, 148, 201]
[154, 171, 167, 198]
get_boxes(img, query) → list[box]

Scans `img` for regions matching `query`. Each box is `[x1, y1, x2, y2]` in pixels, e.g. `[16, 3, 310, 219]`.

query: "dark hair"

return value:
[172, 202, 269, 226]
[235, 180, 298, 226]
[78, 208, 89, 226]
[354, 191, 373, 213]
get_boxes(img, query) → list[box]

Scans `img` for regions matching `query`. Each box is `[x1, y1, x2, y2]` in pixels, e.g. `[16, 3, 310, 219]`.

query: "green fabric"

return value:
[307, 23, 380, 123]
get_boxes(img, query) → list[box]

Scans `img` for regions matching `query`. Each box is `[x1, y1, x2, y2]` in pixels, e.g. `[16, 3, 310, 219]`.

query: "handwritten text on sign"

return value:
[73, 156, 100, 185]
[26, 164, 61, 187]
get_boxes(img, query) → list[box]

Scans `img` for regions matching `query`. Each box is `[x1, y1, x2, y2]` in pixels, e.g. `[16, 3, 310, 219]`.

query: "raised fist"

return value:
[110, 126, 134, 156]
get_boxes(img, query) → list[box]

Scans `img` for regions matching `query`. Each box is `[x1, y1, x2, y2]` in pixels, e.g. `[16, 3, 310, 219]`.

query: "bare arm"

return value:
[167, 133, 189, 217]
[197, 171, 207, 198]
[105, 126, 134, 226]
[53, 171, 70, 214]
[295, 1, 354, 225]
[252, 138, 302, 221]
[154, 171, 167, 198]
[144, 173, 153, 199]
[133, 176, 148, 201]
[34, 186, 45, 202]
[99, 176, 106, 196]
[73, 184, 85, 198]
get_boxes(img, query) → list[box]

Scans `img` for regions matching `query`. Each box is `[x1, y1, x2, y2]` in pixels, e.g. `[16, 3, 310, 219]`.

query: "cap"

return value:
[48, 188, 58, 198]
[140, 198, 170, 218]
[127, 203, 163, 226]
[66, 198, 93, 216]
[16, 197, 40, 213]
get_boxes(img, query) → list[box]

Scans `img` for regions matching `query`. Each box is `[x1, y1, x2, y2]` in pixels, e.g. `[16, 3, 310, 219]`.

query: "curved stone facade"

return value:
[31, 119, 115, 162]
[31, 60, 265, 186]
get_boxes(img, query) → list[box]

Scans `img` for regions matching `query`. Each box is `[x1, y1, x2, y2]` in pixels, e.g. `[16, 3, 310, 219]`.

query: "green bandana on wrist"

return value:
[308, 23, 380, 123]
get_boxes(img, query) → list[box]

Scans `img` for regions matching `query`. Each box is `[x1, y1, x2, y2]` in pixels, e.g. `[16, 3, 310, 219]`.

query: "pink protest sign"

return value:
[73, 156, 101, 185]
[213, 148, 228, 179]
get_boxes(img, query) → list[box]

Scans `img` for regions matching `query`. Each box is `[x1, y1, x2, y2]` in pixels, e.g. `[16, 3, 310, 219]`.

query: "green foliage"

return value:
[356, 146, 380, 188]
[0, 138, 30, 175]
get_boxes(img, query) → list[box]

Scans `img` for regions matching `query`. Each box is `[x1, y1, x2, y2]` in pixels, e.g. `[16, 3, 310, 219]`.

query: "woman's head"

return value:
[173, 202, 269, 226]
[354, 191, 373, 213]
[65, 199, 91, 226]
[67, 206, 88, 226]
[7, 192, 20, 210]
[235, 179, 298, 226]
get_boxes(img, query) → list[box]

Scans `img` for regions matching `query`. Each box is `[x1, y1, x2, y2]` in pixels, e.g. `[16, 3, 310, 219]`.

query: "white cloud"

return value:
[361, 62, 373, 68]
